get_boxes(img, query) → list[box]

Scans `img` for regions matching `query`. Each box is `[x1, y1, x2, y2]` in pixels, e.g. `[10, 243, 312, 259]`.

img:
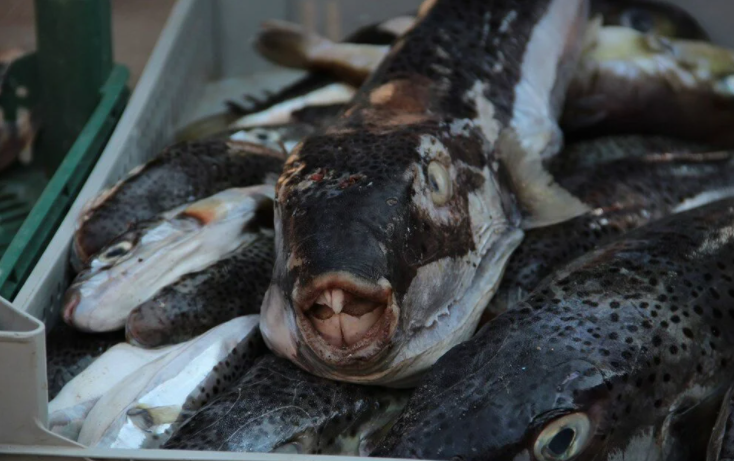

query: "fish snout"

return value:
[293, 272, 399, 366]
[61, 289, 81, 326]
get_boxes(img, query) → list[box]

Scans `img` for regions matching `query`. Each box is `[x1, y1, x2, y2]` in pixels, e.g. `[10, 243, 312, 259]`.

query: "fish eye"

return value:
[715, 74, 734, 96]
[533, 412, 591, 461]
[98, 241, 133, 263]
[620, 8, 655, 34]
[252, 129, 274, 141]
[427, 161, 452, 206]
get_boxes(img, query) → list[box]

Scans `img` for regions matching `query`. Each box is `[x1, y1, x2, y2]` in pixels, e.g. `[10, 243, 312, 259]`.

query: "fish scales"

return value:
[263, 0, 590, 385]
[73, 140, 283, 265]
[490, 150, 734, 316]
[46, 322, 124, 399]
[126, 235, 275, 348]
[377, 198, 734, 460]
[164, 354, 410, 455]
[64, 185, 275, 333]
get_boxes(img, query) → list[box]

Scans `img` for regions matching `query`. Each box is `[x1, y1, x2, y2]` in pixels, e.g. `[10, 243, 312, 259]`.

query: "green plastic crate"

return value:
[0, 0, 129, 300]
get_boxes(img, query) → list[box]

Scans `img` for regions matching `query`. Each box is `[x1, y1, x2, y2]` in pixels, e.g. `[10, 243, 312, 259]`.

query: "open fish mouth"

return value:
[293, 273, 399, 365]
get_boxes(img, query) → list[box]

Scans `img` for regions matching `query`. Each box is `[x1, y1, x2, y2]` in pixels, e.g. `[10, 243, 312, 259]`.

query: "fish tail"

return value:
[254, 19, 326, 69]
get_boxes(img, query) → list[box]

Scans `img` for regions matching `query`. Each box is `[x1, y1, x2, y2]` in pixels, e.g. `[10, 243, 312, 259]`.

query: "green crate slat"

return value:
[0, 65, 130, 300]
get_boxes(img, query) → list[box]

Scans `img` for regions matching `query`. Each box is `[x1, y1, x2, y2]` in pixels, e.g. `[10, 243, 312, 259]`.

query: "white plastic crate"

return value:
[0, 0, 731, 459]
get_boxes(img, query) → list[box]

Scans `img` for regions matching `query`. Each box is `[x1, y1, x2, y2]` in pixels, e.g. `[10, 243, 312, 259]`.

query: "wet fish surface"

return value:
[376, 198, 734, 460]
[547, 133, 711, 174]
[261, 0, 592, 386]
[72, 140, 284, 266]
[563, 24, 734, 146]
[590, 0, 709, 40]
[64, 185, 275, 333]
[164, 354, 409, 455]
[49, 340, 179, 441]
[46, 322, 125, 400]
[488, 148, 734, 317]
[77, 316, 264, 449]
[126, 234, 275, 348]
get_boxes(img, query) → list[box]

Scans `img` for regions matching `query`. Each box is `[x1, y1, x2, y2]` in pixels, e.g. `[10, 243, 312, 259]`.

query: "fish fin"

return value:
[174, 112, 241, 143]
[254, 19, 327, 69]
[497, 129, 590, 229]
[127, 404, 183, 429]
[707, 385, 734, 461]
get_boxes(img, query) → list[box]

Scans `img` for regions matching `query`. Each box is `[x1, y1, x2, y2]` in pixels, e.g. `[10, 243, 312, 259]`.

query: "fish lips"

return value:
[292, 272, 400, 369]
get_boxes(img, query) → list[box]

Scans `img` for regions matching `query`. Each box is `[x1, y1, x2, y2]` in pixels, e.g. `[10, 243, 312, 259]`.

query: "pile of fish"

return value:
[43, 0, 734, 458]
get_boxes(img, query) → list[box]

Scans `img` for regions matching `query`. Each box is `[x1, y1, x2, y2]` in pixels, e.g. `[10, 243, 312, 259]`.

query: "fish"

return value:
[125, 233, 274, 348]
[590, 0, 710, 40]
[72, 140, 284, 267]
[178, 98, 345, 149]
[46, 322, 125, 400]
[261, 0, 592, 386]
[253, 9, 729, 147]
[77, 315, 264, 449]
[253, 20, 396, 87]
[163, 354, 410, 455]
[229, 82, 355, 129]
[709, 385, 734, 461]
[547, 133, 711, 174]
[177, 14, 414, 142]
[375, 198, 734, 460]
[252, 1, 711, 109]
[487, 148, 734, 318]
[64, 184, 275, 333]
[563, 24, 734, 146]
[48, 339, 178, 441]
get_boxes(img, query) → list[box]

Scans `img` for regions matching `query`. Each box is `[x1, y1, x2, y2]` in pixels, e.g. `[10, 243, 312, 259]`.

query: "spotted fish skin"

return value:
[73, 140, 284, 266]
[126, 234, 275, 348]
[377, 199, 734, 460]
[164, 354, 410, 455]
[46, 322, 124, 399]
[488, 151, 734, 317]
[547, 134, 711, 175]
[263, 0, 591, 386]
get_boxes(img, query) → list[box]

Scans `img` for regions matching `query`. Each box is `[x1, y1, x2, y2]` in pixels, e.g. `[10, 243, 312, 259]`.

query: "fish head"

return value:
[376, 313, 620, 460]
[62, 216, 194, 332]
[64, 186, 275, 332]
[261, 120, 525, 384]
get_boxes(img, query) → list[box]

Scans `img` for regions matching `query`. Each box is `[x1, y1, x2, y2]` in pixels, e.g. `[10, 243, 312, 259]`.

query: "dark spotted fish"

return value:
[488, 149, 734, 317]
[77, 316, 264, 449]
[563, 24, 734, 146]
[49, 338, 179, 441]
[547, 134, 711, 174]
[72, 140, 284, 268]
[164, 354, 409, 455]
[262, 0, 592, 386]
[377, 198, 734, 460]
[125, 234, 274, 348]
[252, 0, 707, 89]
[65, 185, 275, 333]
[45, 322, 124, 400]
